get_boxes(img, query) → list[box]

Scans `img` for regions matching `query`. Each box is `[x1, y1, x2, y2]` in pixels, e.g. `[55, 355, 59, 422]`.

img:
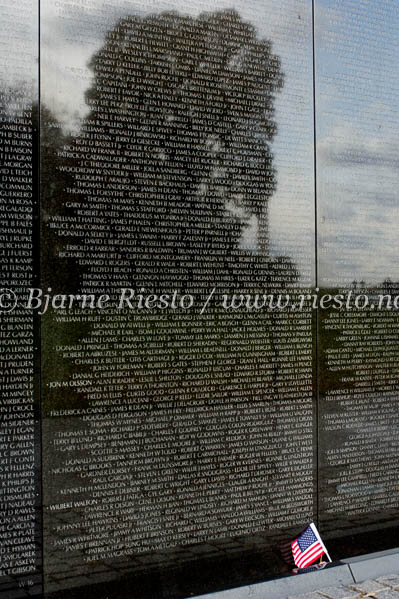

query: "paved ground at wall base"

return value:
[288, 574, 399, 599]
[195, 548, 399, 599]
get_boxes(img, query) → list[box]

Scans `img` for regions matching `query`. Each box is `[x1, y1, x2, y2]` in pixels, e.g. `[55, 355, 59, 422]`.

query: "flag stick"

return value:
[310, 522, 332, 563]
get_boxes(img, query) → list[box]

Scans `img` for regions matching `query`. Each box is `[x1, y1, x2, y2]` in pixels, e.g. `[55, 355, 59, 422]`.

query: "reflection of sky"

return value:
[0, 0, 38, 98]
[4, 1, 397, 286]
[316, 0, 399, 286]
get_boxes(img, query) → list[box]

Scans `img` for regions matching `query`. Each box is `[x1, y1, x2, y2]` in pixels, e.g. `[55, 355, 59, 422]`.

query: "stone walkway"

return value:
[288, 574, 399, 599]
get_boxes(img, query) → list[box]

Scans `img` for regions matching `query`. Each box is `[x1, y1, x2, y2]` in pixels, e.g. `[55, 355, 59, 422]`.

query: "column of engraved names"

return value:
[316, 0, 399, 534]
[43, 8, 270, 569]
[320, 308, 399, 526]
[0, 0, 38, 586]
[264, 0, 315, 528]
[43, 0, 315, 579]
[0, 90, 37, 577]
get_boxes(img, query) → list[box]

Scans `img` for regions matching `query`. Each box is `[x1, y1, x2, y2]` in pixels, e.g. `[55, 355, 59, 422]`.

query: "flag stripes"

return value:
[291, 539, 324, 568]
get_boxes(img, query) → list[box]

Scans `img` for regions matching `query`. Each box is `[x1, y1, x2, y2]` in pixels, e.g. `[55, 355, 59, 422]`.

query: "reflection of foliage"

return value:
[43, 9, 287, 292]
[41, 10, 298, 419]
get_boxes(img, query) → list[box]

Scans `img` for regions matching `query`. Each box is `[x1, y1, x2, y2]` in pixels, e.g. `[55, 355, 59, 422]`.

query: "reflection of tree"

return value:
[41, 13, 308, 552]
[43, 9, 286, 292]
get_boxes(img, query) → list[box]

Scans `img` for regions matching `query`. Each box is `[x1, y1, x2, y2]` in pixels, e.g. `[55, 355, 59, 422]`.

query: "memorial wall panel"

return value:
[315, 0, 399, 552]
[0, 0, 41, 596]
[40, 0, 315, 596]
[0, 1, 399, 598]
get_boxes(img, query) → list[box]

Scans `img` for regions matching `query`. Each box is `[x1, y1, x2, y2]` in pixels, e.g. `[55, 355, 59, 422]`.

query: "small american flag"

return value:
[291, 523, 331, 569]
